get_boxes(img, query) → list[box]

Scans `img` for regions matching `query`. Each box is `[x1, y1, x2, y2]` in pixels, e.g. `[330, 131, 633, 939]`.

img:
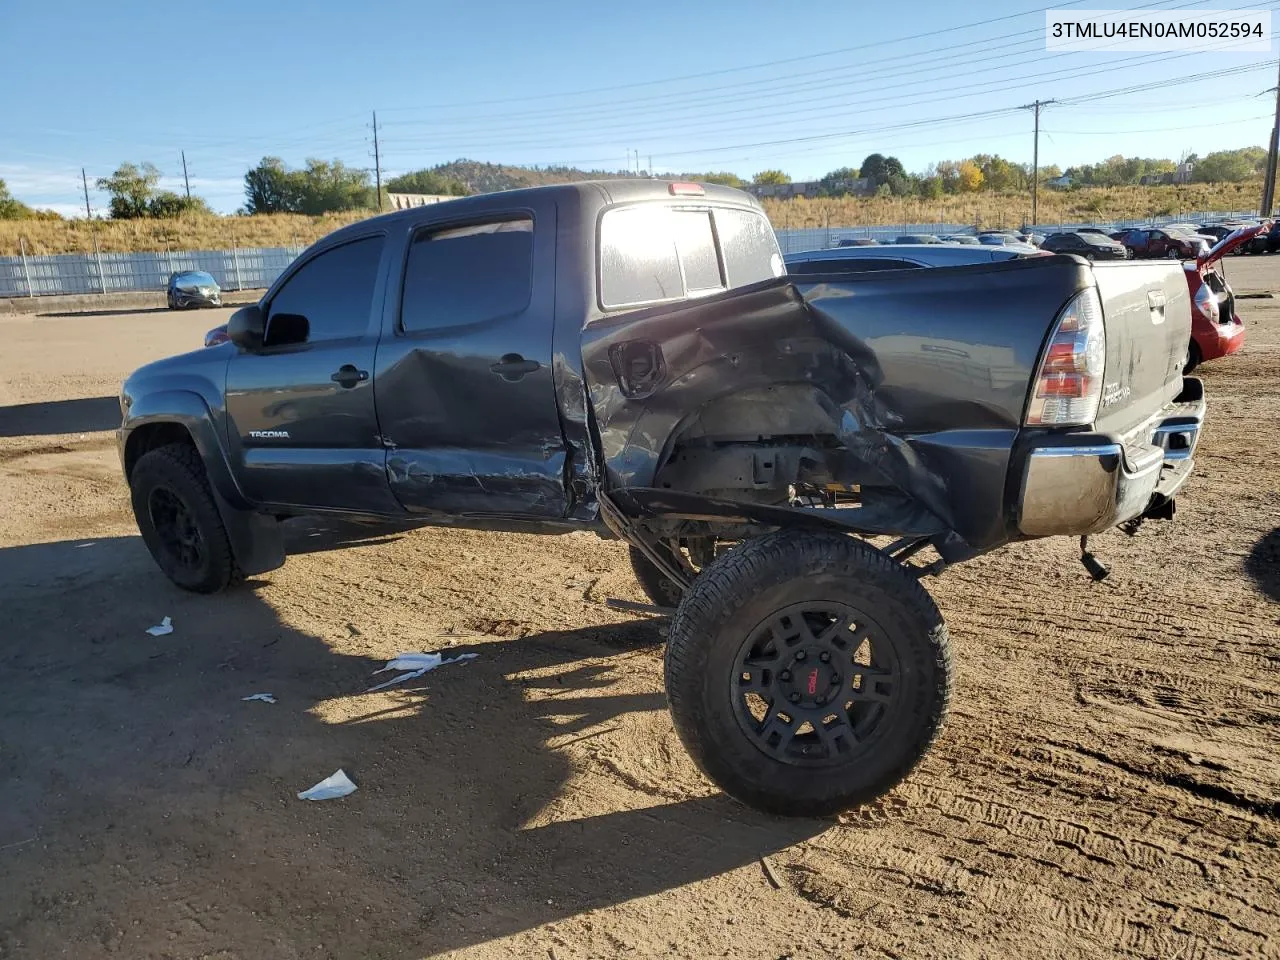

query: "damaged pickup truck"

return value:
[119, 180, 1204, 816]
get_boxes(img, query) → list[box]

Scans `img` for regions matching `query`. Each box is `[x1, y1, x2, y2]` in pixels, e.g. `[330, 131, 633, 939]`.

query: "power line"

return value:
[377, 0, 1096, 113]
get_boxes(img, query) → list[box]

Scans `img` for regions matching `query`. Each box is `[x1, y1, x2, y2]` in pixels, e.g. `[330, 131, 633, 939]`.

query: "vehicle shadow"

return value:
[1245, 527, 1280, 603]
[0, 535, 822, 957]
[38, 306, 173, 318]
[0, 396, 120, 437]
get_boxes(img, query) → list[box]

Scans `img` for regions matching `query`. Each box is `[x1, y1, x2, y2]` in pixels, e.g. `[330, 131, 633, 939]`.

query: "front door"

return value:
[373, 205, 568, 520]
[224, 233, 402, 515]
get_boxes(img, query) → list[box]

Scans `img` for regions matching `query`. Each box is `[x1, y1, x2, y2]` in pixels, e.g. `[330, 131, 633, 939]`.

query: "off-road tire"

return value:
[629, 546, 684, 609]
[665, 530, 951, 817]
[130, 442, 242, 593]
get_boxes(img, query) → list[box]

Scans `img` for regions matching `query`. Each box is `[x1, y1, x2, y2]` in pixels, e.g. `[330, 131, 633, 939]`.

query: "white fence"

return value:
[0, 245, 305, 299]
[0, 209, 1263, 298]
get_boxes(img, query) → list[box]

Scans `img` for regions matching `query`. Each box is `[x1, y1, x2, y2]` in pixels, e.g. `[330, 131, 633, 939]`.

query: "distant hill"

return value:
[427, 159, 637, 194]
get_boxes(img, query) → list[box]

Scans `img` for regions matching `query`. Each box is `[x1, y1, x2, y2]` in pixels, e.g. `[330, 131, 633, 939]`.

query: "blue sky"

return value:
[2, 0, 1276, 215]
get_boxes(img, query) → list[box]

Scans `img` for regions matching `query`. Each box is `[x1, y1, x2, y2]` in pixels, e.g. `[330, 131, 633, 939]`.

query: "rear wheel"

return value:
[130, 443, 241, 593]
[1185, 339, 1203, 373]
[664, 531, 951, 817]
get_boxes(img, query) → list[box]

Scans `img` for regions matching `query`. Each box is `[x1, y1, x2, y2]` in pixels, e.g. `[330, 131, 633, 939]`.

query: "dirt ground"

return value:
[1, 261, 1277, 960]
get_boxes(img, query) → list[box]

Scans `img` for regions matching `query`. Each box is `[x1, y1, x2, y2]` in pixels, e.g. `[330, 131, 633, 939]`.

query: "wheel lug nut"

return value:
[789, 692, 801, 703]
[779, 670, 791, 681]
[819, 652, 830, 663]
[795, 651, 807, 661]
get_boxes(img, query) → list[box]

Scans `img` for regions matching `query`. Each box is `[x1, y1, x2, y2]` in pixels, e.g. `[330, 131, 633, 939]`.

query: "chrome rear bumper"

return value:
[1017, 377, 1204, 537]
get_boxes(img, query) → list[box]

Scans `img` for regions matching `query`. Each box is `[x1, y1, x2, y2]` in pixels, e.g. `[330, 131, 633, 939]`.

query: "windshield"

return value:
[175, 271, 216, 285]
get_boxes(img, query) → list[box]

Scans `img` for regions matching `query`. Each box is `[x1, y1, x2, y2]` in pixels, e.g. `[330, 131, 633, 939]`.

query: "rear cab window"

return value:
[598, 203, 782, 311]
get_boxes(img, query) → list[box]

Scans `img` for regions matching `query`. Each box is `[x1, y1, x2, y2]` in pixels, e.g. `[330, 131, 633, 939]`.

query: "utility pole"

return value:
[372, 110, 383, 212]
[1020, 99, 1055, 226]
[181, 151, 191, 198]
[648, 154, 653, 177]
[1261, 59, 1280, 217]
[81, 168, 92, 219]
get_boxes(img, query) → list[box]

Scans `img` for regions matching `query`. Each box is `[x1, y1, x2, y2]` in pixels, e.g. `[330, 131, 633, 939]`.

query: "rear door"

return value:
[373, 202, 568, 520]
[224, 233, 402, 514]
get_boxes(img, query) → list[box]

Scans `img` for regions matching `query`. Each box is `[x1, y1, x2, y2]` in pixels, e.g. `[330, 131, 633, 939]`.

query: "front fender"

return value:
[119, 390, 284, 577]
[120, 389, 246, 508]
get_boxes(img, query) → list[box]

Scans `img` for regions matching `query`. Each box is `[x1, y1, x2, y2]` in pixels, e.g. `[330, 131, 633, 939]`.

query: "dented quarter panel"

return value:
[582, 257, 1090, 550]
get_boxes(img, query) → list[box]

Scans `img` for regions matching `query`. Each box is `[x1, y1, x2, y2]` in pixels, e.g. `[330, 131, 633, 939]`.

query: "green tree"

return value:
[294, 159, 374, 215]
[385, 169, 470, 196]
[96, 162, 161, 219]
[860, 153, 905, 187]
[244, 157, 298, 214]
[681, 171, 747, 188]
[148, 191, 212, 218]
[752, 169, 789, 185]
[244, 157, 377, 214]
[918, 175, 944, 200]
[1193, 148, 1265, 183]
[0, 179, 35, 219]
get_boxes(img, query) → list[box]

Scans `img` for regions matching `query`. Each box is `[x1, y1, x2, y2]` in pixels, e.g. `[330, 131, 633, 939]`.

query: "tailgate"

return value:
[1089, 261, 1191, 437]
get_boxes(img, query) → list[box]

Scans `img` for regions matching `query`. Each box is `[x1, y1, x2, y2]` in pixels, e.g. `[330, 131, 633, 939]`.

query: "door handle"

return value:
[489, 354, 541, 382]
[330, 364, 369, 388]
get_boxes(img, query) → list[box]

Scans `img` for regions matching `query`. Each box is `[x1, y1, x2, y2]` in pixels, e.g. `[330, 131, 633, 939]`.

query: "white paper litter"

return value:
[145, 616, 173, 637]
[241, 693, 277, 704]
[366, 651, 478, 692]
[297, 769, 357, 801]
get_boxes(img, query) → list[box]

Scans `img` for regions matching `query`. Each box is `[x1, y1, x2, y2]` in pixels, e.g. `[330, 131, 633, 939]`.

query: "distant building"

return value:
[747, 178, 873, 199]
[386, 193, 455, 210]
[1046, 175, 1073, 189]
[1139, 163, 1195, 187]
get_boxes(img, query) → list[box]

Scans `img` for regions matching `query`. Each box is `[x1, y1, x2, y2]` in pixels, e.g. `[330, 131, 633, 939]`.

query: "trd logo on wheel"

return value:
[807, 669, 819, 695]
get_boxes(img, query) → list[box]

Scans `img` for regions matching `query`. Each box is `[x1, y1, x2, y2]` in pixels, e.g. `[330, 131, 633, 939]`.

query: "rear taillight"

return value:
[1025, 288, 1105, 426]
[1193, 280, 1219, 322]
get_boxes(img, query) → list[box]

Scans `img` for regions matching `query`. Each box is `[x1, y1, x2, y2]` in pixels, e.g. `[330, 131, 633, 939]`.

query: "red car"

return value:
[1183, 222, 1269, 371]
[1118, 227, 1208, 260]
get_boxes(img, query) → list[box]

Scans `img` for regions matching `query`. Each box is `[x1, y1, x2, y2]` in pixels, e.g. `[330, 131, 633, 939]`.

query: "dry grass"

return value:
[0, 181, 1265, 255]
[0, 212, 371, 256]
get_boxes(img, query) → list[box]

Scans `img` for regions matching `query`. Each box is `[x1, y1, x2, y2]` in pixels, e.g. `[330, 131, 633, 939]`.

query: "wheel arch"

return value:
[122, 393, 285, 578]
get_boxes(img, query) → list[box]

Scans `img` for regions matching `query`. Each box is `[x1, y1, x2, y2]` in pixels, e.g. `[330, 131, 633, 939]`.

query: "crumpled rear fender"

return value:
[582, 259, 1087, 550]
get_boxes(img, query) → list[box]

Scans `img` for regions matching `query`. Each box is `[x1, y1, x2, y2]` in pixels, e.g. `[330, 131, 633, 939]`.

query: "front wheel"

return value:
[130, 442, 241, 593]
[664, 531, 951, 817]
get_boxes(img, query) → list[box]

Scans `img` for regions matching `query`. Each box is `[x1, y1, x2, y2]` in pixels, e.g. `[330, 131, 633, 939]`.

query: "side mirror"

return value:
[227, 304, 265, 350]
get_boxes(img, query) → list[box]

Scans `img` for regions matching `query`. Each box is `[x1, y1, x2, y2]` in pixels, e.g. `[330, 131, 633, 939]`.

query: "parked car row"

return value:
[831, 218, 1280, 259]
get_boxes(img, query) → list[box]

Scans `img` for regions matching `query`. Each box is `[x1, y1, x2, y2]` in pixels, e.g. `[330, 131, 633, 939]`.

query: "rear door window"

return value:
[399, 217, 534, 332]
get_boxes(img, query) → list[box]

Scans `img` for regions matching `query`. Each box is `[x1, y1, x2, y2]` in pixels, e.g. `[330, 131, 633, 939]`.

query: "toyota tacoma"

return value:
[119, 180, 1204, 817]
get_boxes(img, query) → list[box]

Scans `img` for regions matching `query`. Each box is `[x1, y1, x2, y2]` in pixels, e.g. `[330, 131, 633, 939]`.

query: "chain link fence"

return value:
[0, 209, 1263, 298]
